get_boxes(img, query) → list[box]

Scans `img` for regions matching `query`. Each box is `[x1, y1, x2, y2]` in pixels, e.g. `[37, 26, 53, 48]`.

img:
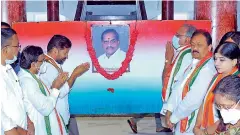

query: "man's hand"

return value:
[165, 111, 174, 129]
[4, 128, 20, 135]
[72, 62, 90, 78]
[27, 118, 35, 135]
[16, 127, 27, 135]
[165, 41, 175, 63]
[193, 127, 205, 135]
[52, 72, 69, 89]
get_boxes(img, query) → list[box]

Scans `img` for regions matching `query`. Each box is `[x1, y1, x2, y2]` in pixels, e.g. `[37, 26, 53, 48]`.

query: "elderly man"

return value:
[127, 24, 196, 133]
[160, 24, 196, 132]
[164, 30, 216, 135]
[1, 28, 33, 135]
[39, 35, 90, 135]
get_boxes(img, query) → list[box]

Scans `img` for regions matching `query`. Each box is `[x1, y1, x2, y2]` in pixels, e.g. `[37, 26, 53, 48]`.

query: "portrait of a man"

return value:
[92, 25, 130, 73]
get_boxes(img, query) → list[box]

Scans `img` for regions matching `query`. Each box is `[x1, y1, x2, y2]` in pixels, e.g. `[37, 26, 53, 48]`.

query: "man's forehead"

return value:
[177, 26, 188, 34]
[103, 32, 116, 39]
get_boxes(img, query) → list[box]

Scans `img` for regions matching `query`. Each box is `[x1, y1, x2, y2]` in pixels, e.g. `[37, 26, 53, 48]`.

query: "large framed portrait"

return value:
[91, 25, 130, 73]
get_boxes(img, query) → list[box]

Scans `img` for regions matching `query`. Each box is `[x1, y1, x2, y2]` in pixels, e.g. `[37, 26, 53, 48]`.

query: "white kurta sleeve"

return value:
[0, 78, 17, 131]
[170, 67, 215, 124]
[40, 63, 70, 99]
[1, 109, 17, 132]
[20, 78, 60, 116]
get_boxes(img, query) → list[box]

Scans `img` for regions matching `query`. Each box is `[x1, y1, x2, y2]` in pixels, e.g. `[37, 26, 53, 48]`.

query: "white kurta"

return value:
[18, 69, 68, 135]
[98, 49, 126, 72]
[165, 58, 216, 135]
[0, 64, 27, 135]
[161, 46, 192, 114]
[39, 54, 71, 125]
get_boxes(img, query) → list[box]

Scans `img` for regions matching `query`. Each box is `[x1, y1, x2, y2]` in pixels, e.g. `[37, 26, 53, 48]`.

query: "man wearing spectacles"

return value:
[98, 29, 126, 72]
[1, 28, 34, 135]
[1, 22, 21, 74]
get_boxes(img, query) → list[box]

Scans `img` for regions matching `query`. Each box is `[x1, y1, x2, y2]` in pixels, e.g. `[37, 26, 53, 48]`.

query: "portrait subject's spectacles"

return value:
[103, 39, 117, 45]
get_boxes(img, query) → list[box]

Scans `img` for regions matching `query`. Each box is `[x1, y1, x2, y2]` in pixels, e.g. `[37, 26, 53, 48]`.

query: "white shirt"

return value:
[98, 49, 126, 72]
[18, 68, 68, 135]
[161, 46, 192, 114]
[39, 54, 71, 125]
[172, 47, 192, 87]
[165, 58, 216, 135]
[0, 64, 27, 134]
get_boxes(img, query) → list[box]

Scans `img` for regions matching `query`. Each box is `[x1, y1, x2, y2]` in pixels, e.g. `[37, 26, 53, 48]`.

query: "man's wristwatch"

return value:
[165, 60, 169, 63]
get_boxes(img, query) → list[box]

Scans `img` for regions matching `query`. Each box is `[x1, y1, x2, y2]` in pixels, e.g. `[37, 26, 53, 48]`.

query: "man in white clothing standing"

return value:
[164, 30, 216, 135]
[39, 35, 90, 135]
[1, 28, 34, 135]
[18, 45, 69, 135]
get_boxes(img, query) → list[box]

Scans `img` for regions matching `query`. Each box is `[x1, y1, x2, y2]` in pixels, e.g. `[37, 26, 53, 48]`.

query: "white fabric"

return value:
[165, 58, 216, 135]
[161, 46, 192, 114]
[18, 68, 68, 135]
[39, 54, 71, 125]
[98, 49, 126, 72]
[0, 64, 27, 134]
[1, 108, 17, 134]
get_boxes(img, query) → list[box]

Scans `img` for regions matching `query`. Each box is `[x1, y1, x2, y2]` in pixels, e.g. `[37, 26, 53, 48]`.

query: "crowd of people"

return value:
[1, 21, 240, 135]
[1, 22, 90, 135]
[127, 24, 240, 135]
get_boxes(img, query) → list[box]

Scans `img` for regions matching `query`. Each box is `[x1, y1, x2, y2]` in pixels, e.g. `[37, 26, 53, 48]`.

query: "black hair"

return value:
[1, 22, 11, 28]
[1, 28, 17, 48]
[20, 45, 43, 69]
[213, 75, 240, 103]
[214, 42, 240, 71]
[47, 35, 72, 52]
[191, 29, 212, 46]
[101, 29, 119, 41]
[219, 31, 240, 46]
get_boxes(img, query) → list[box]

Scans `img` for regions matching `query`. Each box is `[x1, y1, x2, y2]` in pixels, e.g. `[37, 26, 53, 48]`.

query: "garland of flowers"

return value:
[85, 24, 138, 80]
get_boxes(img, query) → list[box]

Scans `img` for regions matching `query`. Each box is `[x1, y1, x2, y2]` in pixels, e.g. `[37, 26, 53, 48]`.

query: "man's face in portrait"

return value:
[102, 32, 120, 57]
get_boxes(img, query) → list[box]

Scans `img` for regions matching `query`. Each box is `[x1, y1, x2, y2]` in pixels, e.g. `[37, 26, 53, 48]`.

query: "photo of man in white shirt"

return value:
[94, 28, 129, 73]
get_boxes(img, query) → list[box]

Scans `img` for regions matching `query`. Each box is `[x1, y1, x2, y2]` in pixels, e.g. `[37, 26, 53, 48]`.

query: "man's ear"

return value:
[208, 44, 213, 52]
[185, 37, 191, 44]
[52, 48, 59, 55]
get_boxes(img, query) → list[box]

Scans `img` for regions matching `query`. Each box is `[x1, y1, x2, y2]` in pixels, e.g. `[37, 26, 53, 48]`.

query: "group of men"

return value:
[127, 24, 240, 134]
[1, 22, 90, 135]
[1, 21, 239, 135]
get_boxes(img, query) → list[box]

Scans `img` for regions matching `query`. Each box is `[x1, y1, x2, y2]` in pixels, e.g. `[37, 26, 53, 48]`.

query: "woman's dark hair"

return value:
[214, 42, 240, 71]
[213, 75, 240, 103]
[219, 31, 240, 46]
[1, 22, 11, 28]
[20, 45, 43, 69]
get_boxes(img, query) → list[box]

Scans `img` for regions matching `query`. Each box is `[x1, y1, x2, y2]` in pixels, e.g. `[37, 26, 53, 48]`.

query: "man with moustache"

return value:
[164, 30, 216, 135]
[98, 29, 126, 71]
[39, 35, 90, 135]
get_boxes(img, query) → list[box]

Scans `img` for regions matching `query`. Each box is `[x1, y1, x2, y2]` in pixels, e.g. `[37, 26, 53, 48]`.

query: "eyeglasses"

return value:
[215, 100, 240, 110]
[5, 45, 21, 49]
[175, 33, 187, 38]
[102, 39, 118, 45]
